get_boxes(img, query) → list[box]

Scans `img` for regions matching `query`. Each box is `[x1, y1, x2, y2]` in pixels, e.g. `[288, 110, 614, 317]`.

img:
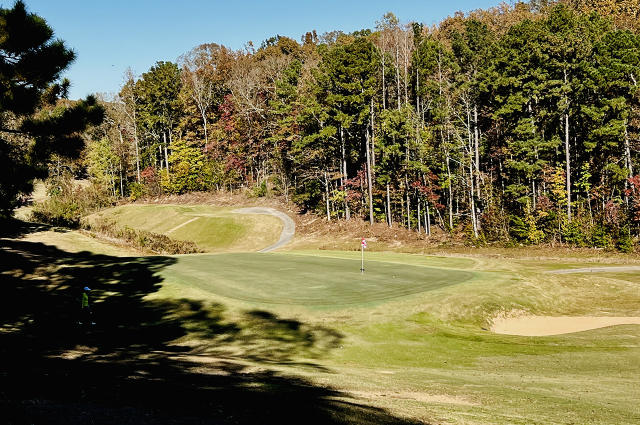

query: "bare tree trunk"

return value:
[474, 104, 480, 199]
[370, 98, 376, 168]
[405, 175, 410, 229]
[120, 168, 124, 197]
[386, 182, 392, 227]
[467, 106, 478, 238]
[426, 202, 431, 236]
[134, 134, 141, 183]
[201, 109, 208, 144]
[565, 112, 571, 222]
[446, 156, 453, 230]
[564, 69, 572, 222]
[366, 127, 374, 225]
[470, 159, 478, 238]
[403, 31, 409, 107]
[625, 121, 633, 177]
[417, 198, 421, 233]
[341, 127, 350, 220]
[395, 46, 401, 110]
[324, 172, 331, 222]
[382, 53, 386, 110]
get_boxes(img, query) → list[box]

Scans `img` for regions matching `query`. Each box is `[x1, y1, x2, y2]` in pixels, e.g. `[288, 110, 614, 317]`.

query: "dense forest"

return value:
[48, 1, 640, 249]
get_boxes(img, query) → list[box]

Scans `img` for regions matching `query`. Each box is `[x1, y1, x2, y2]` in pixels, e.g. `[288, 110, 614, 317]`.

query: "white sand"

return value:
[491, 316, 640, 336]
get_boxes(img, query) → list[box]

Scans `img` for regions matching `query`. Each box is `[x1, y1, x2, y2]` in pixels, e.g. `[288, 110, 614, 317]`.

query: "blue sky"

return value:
[5, 0, 501, 99]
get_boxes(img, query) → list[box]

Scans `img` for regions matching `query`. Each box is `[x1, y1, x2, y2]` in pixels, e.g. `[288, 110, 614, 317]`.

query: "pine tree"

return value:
[0, 1, 103, 217]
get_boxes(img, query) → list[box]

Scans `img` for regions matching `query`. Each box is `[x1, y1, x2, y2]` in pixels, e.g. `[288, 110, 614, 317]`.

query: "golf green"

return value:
[161, 253, 474, 306]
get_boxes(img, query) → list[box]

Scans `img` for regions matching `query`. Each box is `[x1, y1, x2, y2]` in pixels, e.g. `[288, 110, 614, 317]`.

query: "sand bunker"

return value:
[491, 316, 640, 336]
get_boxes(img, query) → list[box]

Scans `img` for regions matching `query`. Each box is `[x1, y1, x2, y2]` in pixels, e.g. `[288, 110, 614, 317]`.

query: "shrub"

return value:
[32, 197, 81, 227]
[31, 179, 113, 228]
[562, 220, 588, 247]
[590, 224, 613, 249]
[128, 182, 146, 201]
[616, 226, 634, 253]
[83, 218, 203, 254]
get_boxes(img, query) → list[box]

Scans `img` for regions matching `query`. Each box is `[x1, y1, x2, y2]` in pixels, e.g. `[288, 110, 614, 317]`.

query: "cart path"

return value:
[232, 207, 295, 252]
[545, 266, 640, 274]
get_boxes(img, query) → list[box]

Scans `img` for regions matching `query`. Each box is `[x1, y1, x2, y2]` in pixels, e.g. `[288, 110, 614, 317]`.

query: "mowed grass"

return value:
[12, 226, 640, 424]
[149, 249, 640, 424]
[159, 253, 474, 306]
[88, 204, 282, 252]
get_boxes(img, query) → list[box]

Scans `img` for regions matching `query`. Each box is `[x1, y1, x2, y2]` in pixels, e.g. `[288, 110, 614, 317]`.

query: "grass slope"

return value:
[89, 204, 283, 252]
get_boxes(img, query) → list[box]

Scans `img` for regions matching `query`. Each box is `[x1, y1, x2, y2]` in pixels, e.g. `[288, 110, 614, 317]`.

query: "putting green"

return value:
[161, 253, 474, 306]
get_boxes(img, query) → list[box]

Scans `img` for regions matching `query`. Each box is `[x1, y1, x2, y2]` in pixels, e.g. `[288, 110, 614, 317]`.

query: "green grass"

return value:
[10, 226, 640, 424]
[160, 253, 474, 307]
[150, 249, 640, 424]
[88, 204, 282, 252]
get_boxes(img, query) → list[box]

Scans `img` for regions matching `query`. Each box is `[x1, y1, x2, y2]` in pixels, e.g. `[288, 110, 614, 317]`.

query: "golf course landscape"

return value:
[3, 202, 639, 424]
[3, 1, 640, 423]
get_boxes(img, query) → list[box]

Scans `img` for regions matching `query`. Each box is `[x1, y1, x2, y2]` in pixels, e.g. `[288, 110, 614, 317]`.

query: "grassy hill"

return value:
[87, 204, 283, 252]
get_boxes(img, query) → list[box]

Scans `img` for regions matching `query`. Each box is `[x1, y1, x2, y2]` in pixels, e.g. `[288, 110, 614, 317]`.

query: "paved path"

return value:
[545, 266, 640, 274]
[232, 207, 295, 253]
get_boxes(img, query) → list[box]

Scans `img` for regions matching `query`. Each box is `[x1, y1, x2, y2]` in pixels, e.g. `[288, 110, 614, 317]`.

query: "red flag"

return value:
[361, 238, 367, 249]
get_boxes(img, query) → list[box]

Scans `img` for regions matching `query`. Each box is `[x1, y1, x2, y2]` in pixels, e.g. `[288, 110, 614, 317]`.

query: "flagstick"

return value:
[361, 243, 364, 273]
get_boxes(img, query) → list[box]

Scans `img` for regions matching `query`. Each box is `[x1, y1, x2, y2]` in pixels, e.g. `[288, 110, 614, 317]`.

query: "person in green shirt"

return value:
[79, 286, 95, 325]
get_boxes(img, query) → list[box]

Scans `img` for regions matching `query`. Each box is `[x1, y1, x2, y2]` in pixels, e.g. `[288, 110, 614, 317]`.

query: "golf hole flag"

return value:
[361, 238, 367, 249]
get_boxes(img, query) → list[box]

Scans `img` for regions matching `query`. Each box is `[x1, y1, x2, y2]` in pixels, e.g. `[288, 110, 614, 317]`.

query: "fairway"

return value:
[161, 253, 474, 306]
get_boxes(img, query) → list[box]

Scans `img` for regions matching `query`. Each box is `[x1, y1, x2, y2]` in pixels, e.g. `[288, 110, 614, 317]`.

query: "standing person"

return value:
[79, 287, 95, 325]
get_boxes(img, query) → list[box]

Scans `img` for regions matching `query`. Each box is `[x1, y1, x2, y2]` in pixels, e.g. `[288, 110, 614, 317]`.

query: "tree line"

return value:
[82, 0, 640, 248]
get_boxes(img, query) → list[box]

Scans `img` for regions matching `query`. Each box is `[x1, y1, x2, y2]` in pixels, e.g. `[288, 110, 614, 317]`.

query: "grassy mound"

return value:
[87, 204, 283, 252]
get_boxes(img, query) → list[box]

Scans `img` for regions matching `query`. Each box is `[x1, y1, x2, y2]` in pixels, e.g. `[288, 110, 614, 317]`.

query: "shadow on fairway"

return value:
[0, 226, 427, 425]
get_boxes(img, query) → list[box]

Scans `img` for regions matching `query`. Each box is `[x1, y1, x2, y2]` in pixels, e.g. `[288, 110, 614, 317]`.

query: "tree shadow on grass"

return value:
[0, 229, 429, 424]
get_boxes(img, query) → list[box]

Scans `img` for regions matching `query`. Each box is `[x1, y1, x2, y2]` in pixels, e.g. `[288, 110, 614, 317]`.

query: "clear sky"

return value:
[4, 0, 502, 99]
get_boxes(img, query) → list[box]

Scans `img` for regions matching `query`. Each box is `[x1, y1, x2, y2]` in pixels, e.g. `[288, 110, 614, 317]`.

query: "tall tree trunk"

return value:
[446, 156, 453, 230]
[386, 182, 392, 227]
[163, 132, 170, 178]
[119, 162, 124, 197]
[366, 126, 374, 225]
[395, 46, 401, 110]
[426, 202, 431, 236]
[202, 110, 208, 144]
[370, 98, 376, 168]
[403, 33, 409, 107]
[474, 104, 480, 199]
[405, 175, 410, 229]
[382, 54, 386, 110]
[565, 111, 571, 222]
[625, 121, 633, 177]
[417, 198, 421, 233]
[564, 69, 572, 222]
[470, 158, 478, 238]
[341, 127, 350, 220]
[324, 172, 331, 222]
